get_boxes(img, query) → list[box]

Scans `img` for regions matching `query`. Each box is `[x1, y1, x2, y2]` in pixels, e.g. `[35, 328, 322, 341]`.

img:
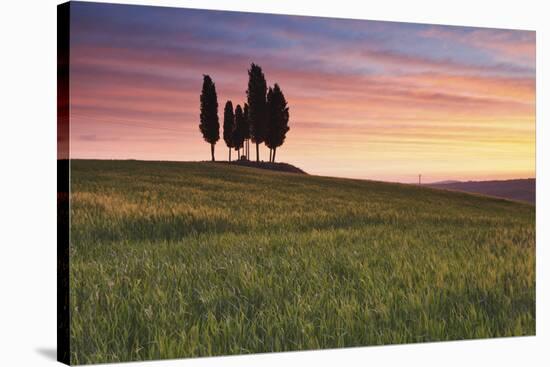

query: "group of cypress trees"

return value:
[222, 101, 249, 161]
[199, 63, 290, 163]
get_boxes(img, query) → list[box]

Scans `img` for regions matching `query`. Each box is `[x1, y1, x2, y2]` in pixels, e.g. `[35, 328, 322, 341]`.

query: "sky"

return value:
[69, 2, 535, 183]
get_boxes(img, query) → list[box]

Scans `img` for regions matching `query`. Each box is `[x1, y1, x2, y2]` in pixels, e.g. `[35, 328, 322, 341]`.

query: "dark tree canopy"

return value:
[246, 63, 267, 161]
[223, 100, 235, 149]
[199, 75, 219, 161]
[233, 104, 246, 151]
[265, 83, 290, 162]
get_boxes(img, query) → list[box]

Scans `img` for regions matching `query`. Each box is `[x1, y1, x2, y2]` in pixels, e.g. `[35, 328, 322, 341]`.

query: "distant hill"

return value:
[426, 178, 535, 204]
[431, 180, 460, 185]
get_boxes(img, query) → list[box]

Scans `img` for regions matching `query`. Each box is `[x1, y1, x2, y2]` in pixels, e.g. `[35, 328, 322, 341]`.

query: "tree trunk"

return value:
[272, 147, 276, 163]
[269, 148, 272, 163]
[229, 148, 231, 162]
[256, 143, 260, 162]
[211, 144, 215, 162]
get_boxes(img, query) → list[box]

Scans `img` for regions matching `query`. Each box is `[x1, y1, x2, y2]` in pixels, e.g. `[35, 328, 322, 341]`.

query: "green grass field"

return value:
[69, 160, 535, 364]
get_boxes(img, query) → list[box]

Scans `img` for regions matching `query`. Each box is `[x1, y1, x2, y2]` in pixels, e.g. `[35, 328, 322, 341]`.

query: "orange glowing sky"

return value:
[69, 2, 535, 183]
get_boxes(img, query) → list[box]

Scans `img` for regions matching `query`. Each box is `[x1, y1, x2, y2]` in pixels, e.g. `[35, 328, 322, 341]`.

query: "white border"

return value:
[0, 0, 546, 366]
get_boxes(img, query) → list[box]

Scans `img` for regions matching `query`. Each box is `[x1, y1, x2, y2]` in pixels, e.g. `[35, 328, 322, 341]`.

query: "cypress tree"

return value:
[246, 63, 267, 162]
[266, 87, 275, 162]
[243, 103, 250, 160]
[223, 100, 235, 162]
[199, 75, 219, 161]
[265, 83, 290, 163]
[233, 104, 246, 159]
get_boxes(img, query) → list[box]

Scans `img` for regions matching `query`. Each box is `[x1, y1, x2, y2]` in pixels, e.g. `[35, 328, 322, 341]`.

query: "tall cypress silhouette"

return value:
[233, 104, 246, 159]
[246, 63, 267, 162]
[223, 100, 235, 162]
[199, 75, 219, 161]
[265, 83, 290, 163]
[243, 103, 250, 160]
[266, 87, 274, 163]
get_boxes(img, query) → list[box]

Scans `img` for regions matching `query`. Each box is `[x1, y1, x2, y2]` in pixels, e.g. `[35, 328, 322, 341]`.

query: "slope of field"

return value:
[427, 178, 535, 204]
[69, 160, 535, 364]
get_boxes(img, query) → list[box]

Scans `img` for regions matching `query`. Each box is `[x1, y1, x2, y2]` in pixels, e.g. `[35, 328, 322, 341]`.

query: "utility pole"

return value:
[418, 174, 422, 185]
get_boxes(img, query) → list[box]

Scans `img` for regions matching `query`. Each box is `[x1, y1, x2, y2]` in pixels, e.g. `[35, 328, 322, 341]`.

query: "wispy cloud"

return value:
[420, 26, 535, 63]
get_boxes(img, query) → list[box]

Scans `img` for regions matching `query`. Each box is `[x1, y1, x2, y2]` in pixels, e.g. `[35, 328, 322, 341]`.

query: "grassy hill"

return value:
[69, 160, 535, 364]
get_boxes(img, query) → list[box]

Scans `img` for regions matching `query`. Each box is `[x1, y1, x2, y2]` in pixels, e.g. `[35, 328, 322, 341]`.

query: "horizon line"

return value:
[59, 157, 536, 184]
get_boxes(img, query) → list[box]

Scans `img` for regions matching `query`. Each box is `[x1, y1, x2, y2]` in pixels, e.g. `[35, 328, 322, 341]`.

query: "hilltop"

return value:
[221, 160, 307, 174]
